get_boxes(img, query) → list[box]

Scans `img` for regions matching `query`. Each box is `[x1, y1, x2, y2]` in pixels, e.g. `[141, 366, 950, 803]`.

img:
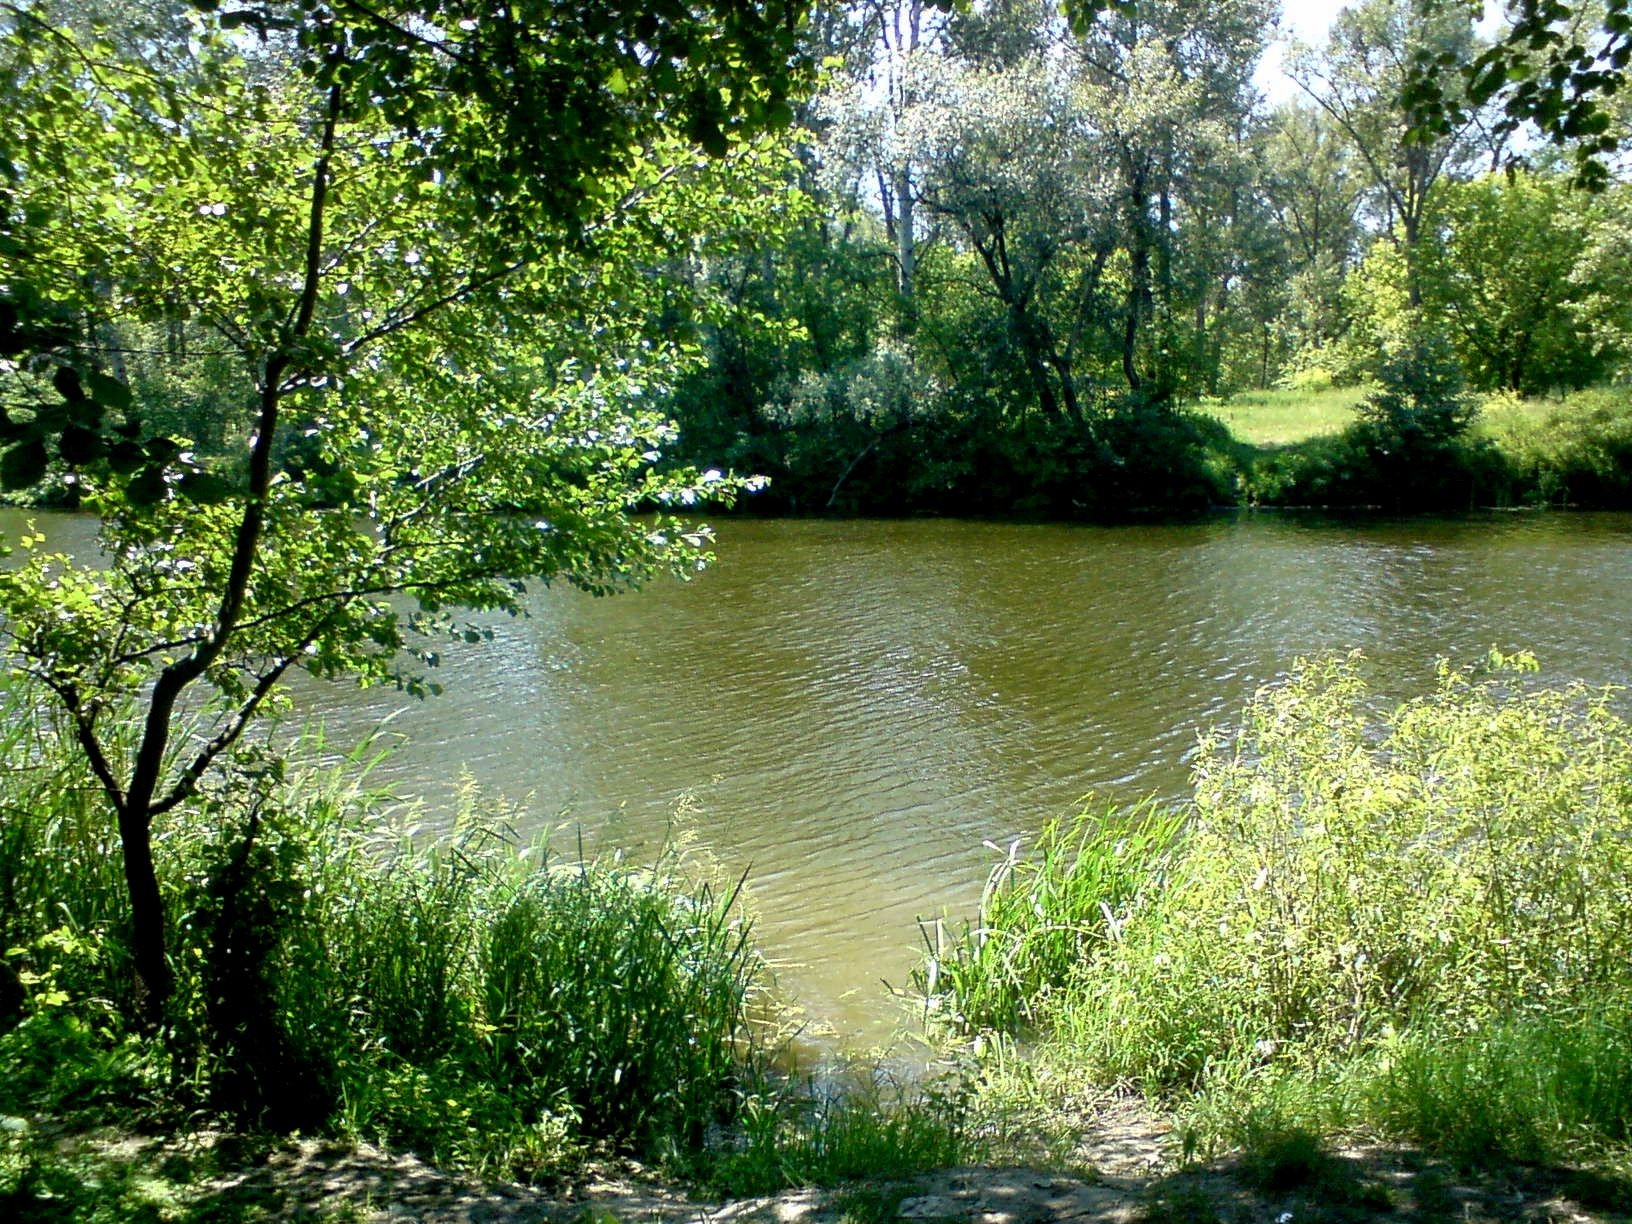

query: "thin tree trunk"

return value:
[894, 163, 916, 330]
[116, 76, 344, 1025]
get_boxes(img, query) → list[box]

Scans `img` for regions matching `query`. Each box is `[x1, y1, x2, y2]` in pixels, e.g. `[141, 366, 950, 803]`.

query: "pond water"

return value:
[11, 510, 1632, 1042]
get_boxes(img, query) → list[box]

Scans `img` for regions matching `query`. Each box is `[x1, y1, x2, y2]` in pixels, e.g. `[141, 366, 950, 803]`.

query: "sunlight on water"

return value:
[12, 509, 1632, 1043]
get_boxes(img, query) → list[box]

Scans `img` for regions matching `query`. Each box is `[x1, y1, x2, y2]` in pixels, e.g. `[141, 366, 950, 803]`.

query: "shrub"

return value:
[1486, 386, 1632, 507]
[1086, 653, 1632, 1084]
[926, 652, 1632, 1165]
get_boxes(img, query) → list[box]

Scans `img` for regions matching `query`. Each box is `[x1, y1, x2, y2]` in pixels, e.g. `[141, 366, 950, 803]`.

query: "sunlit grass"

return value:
[1199, 387, 1366, 447]
[1472, 390, 1560, 438]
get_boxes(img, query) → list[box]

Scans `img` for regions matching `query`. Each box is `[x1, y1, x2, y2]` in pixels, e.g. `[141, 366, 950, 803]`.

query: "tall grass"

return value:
[0, 693, 137, 1019]
[0, 695, 768, 1179]
[922, 652, 1632, 1168]
[913, 802, 1182, 1035]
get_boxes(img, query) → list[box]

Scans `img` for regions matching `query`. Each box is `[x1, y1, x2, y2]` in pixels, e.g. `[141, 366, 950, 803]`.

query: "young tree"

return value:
[0, 0, 808, 1024]
[1290, 0, 1484, 306]
[1419, 169, 1619, 392]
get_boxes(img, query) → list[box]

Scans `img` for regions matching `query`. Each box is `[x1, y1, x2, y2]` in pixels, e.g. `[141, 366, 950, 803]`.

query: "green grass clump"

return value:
[913, 802, 1181, 1035]
[0, 696, 766, 1182]
[1358, 994, 1632, 1166]
[924, 651, 1632, 1169]
[314, 818, 765, 1177]
[699, 1066, 975, 1196]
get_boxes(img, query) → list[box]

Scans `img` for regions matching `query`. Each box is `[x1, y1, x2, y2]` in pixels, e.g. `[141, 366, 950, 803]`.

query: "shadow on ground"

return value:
[49, 1116, 1632, 1224]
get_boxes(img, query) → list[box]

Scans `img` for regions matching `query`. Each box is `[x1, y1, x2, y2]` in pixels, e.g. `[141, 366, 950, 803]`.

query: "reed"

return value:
[0, 688, 770, 1178]
[913, 801, 1182, 1035]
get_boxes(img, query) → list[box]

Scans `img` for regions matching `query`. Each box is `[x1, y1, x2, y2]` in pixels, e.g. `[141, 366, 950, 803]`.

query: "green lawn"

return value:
[1199, 387, 1366, 447]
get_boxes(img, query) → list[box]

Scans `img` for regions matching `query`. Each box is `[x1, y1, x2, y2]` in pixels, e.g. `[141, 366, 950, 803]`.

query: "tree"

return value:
[1407, 0, 1632, 188]
[815, 0, 954, 325]
[891, 0, 1268, 415]
[908, 41, 1108, 419]
[1418, 169, 1619, 393]
[0, 0, 808, 1025]
[1290, 0, 1485, 307]
[1066, 0, 1271, 399]
[1254, 103, 1366, 379]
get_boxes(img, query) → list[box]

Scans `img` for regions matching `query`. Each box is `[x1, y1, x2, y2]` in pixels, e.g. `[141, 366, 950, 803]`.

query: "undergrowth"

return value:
[0, 690, 973, 1207]
[923, 651, 1632, 1173]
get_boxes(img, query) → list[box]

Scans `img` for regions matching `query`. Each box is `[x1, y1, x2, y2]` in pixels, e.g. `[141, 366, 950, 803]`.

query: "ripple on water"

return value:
[7, 508, 1631, 1044]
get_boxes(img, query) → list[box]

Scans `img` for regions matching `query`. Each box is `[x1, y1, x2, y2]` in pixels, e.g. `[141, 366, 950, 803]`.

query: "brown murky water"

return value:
[12, 511, 1632, 1041]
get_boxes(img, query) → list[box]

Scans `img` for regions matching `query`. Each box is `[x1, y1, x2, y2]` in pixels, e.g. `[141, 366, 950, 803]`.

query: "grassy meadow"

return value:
[1198, 387, 1366, 446]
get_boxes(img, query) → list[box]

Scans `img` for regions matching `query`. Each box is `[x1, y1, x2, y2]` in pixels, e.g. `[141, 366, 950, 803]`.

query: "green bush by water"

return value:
[924, 651, 1632, 1167]
[0, 701, 769, 1182]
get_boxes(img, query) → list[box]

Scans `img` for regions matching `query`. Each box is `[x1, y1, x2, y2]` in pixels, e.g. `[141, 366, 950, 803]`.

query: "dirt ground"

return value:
[162, 1097, 1632, 1224]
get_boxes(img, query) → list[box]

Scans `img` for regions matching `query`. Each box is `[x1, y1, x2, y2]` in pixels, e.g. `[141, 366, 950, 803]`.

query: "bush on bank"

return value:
[702, 382, 1632, 518]
[924, 651, 1632, 1166]
[0, 699, 761, 1182]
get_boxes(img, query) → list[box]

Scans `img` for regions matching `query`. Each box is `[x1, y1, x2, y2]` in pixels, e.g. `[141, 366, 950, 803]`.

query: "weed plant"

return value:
[0, 693, 771, 1183]
[923, 651, 1632, 1168]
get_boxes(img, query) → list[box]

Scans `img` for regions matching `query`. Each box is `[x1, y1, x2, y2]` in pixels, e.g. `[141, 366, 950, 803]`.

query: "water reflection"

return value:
[6, 509, 1632, 1040]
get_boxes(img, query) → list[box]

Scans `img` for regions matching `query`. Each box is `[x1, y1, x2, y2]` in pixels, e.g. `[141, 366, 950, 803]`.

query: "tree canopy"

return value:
[0, 0, 810, 1022]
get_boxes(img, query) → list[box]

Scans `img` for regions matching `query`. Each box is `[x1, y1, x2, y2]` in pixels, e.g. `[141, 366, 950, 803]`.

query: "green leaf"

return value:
[51, 364, 86, 404]
[144, 436, 183, 466]
[106, 440, 146, 475]
[84, 369, 133, 414]
[178, 470, 234, 504]
[57, 424, 102, 466]
[125, 464, 168, 506]
[0, 440, 48, 491]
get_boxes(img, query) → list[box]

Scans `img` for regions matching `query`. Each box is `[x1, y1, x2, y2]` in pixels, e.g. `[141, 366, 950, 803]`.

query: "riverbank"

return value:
[13, 1106, 1630, 1223]
[7, 655, 1632, 1218]
[691, 384, 1632, 518]
[8, 386, 1629, 522]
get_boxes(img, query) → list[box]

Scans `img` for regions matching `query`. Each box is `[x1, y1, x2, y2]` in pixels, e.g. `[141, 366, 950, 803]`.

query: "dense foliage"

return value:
[0, 689, 977, 1212]
[922, 652, 1632, 1166]
[0, 702, 762, 1159]
[3, 0, 1632, 1203]
[0, 0, 809, 1027]
[648, 0, 1632, 517]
